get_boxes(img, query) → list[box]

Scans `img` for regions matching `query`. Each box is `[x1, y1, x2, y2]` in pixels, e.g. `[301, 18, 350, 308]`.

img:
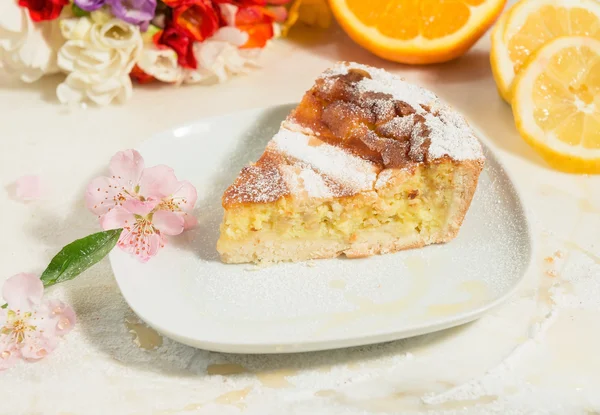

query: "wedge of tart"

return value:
[217, 62, 485, 264]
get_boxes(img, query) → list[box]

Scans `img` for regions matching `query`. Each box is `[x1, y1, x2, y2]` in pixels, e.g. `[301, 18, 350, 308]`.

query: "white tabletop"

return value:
[1, 16, 600, 415]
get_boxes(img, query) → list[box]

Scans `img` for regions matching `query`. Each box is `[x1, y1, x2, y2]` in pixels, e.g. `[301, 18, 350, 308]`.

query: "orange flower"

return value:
[235, 6, 276, 48]
[163, 0, 220, 42]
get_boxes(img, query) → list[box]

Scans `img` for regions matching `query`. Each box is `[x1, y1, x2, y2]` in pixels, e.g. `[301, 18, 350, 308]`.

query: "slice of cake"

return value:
[217, 62, 485, 264]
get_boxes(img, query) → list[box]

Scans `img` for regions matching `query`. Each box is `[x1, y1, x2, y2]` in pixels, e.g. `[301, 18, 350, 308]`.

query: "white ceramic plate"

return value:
[110, 104, 533, 354]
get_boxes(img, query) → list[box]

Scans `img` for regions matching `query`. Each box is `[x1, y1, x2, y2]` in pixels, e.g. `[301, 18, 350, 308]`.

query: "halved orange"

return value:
[329, 0, 507, 64]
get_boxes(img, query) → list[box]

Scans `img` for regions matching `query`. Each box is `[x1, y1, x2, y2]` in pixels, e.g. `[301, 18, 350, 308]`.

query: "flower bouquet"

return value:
[0, 0, 319, 106]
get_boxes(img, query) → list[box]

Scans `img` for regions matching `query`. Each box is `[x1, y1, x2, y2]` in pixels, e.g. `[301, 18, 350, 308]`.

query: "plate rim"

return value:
[110, 103, 536, 354]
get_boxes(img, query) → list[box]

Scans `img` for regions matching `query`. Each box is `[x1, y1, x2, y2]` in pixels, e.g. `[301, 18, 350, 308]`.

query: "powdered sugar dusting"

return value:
[298, 168, 333, 198]
[280, 164, 333, 199]
[375, 169, 395, 189]
[323, 62, 436, 115]
[358, 78, 435, 116]
[223, 162, 288, 204]
[376, 113, 417, 137]
[427, 104, 483, 161]
[322, 62, 484, 162]
[273, 128, 378, 192]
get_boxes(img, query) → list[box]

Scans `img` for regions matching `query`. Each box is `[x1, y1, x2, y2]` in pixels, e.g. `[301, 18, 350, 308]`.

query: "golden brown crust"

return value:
[222, 62, 485, 209]
[222, 150, 289, 205]
[288, 69, 431, 168]
[440, 159, 485, 239]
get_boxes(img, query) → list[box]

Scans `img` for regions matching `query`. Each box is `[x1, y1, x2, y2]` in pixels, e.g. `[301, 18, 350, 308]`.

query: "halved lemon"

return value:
[491, 0, 600, 103]
[512, 36, 600, 174]
[329, 0, 507, 65]
[490, 8, 511, 102]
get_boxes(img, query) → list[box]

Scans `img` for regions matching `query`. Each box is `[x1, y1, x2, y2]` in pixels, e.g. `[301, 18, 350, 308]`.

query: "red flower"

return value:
[214, 0, 291, 6]
[213, 0, 267, 6]
[162, 0, 220, 42]
[172, 0, 220, 42]
[158, 24, 198, 69]
[235, 6, 276, 48]
[130, 65, 155, 84]
[161, 0, 192, 5]
[18, 0, 69, 22]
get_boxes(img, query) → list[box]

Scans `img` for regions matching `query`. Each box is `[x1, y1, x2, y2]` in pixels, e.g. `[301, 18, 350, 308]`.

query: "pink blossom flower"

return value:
[101, 200, 182, 262]
[85, 149, 145, 217]
[0, 273, 75, 371]
[86, 149, 197, 262]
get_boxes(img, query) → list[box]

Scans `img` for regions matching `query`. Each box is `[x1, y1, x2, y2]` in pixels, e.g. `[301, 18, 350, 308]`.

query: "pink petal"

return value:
[138, 165, 179, 199]
[109, 150, 145, 187]
[153, 210, 184, 236]
[142, 233, 164, 262]
[170, 180, 197, 213]
[122, 199, 158, 216]
[46, 300, 76, 336]
[84, 176, 124, 216]
[19, 334, 57, 361]
[14, 175, 43, 202]
[100, 206, 135, 231]
[2, 273, 43, 311]
[183, 213, 198, 230]
[116, 229, 132, 247]
[269, 6, 288, 23]
[0, 342, 20, 371]
[34, 309, 58, 339]
[116, 226, 165, 262]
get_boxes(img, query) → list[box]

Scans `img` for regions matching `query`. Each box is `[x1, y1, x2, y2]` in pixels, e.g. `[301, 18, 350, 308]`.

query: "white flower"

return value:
[137, 46, 183, 84]
[0, 0, 65, 83]
[56, 11, 142, 106]
[184, 27, 260, 85]
[57, 72, 133, 107]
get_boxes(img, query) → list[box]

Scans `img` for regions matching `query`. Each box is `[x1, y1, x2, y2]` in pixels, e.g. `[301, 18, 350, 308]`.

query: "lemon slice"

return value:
[490, 8, 510, 101]
[491, 0, 600, 103]
[512, 36, 600, 173]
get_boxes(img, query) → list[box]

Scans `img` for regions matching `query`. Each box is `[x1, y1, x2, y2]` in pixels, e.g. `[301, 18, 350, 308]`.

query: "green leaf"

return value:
[1, 303, 6, 309]
[40, 229, 123, 288]
[72, 4, 90, 17]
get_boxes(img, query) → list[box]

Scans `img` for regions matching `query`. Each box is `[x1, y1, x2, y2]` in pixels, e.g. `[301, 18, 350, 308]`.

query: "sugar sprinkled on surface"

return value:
[224, 162, 288, 204]
[375, 169, 395, 189]
[6, 111, 597, 415]
[298, 168, 333, 199]
[273, 128, 378, 192]
[280, 164, 333, 199]
[323, 62, 436, 114]
[323, 62, 484, 162]
[426, 105, 484, 161]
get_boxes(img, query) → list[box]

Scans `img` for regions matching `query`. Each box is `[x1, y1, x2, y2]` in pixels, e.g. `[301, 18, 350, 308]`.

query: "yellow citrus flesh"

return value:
[512, 36, 600, 173]
[329, 0, 507, 64]
[490, 9, 510, 102]
[491, 0, 600, 103]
